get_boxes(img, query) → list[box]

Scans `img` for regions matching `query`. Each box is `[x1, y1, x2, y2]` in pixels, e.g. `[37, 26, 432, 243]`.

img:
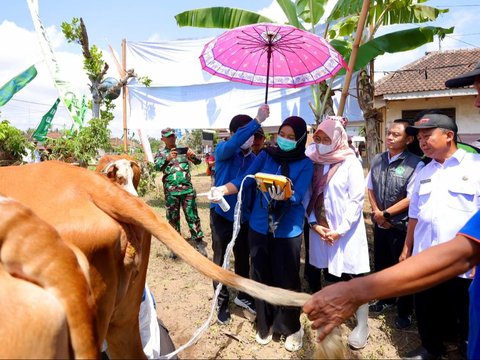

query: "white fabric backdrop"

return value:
[125, 39, 362, 136]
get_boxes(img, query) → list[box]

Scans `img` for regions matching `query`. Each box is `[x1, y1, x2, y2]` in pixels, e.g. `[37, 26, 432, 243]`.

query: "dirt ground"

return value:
[144, 166, 460, 359]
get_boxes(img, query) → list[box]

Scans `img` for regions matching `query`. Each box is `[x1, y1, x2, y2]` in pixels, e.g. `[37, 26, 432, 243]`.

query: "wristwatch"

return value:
[309, 222, 318, 229]
[382, 210, 391, 219]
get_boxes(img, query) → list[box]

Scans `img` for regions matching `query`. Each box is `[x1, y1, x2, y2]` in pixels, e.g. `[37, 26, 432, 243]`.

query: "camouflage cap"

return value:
[161, 127, 175, 137]
[255, 127, 265, 138]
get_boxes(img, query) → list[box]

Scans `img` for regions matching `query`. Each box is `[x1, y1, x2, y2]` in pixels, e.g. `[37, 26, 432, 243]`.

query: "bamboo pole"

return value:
[337, 0, 370, 116]
[122, 38, 128, 153]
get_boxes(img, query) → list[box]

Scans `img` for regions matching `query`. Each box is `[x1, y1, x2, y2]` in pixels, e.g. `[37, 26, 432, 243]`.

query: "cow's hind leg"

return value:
[104, 227, 151, 359]
[106, 314, 145, 359]
[0, 268, 70, 359]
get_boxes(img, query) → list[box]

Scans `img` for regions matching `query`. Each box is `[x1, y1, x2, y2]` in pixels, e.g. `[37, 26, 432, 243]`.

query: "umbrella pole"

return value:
[265, 47, 273, 104]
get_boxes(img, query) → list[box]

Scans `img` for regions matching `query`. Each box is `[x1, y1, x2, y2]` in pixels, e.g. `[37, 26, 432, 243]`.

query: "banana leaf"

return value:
[334, 26, 454, 75]
[175, 7, 273, 29]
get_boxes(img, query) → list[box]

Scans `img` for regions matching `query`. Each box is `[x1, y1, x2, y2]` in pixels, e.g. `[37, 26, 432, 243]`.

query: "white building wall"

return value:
[378, 95, 479, 144]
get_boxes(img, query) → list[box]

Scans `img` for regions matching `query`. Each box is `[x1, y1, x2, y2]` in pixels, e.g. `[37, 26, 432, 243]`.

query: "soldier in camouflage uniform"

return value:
[155, 127, 206, 257]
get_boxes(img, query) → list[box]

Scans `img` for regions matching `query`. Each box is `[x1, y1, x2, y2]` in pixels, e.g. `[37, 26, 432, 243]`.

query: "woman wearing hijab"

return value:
[304, 117, 370, 350]
[209, 116, 313, 351]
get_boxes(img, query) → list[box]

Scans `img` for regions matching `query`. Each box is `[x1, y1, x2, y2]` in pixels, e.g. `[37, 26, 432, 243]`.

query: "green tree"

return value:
[183, 129, 204, 153]
[46, 118, 112, 166]
[61, 18, 123, 120]
[0, 120, 34, 163]
[61, 17, 151, 156]
[148, 137, 163, 154]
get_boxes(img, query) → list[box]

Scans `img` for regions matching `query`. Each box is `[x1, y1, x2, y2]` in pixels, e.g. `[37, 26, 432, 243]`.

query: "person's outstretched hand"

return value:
[208, 186, 227, 202]
[303, 280, 362, 342]
[187, 148, 196, 158]
[256, 104, 270, 123]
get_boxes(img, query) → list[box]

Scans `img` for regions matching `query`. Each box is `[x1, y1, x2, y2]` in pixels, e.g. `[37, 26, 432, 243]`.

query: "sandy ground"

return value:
[144, 167, 462, 359]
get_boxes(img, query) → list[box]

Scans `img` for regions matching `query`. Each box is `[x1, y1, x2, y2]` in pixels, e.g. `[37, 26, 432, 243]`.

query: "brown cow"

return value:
[0, 161, 311, 359]
[0, 195, 98, 359]
[96, 155, 176, 358]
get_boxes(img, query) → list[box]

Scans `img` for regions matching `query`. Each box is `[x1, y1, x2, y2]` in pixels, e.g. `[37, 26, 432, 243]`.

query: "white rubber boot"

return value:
[348, 304, 369, 349]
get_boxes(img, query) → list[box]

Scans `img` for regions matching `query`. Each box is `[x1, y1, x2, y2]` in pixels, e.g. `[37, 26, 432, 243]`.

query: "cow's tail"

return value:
[90, 184, 311, 307]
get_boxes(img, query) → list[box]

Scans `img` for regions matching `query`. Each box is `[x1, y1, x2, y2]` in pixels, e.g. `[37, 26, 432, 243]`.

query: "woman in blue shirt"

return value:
[210, 116, 313, 352]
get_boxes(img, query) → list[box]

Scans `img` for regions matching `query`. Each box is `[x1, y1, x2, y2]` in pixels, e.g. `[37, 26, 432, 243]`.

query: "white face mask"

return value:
[316, 143, 334, 154]
[240, 135, 254, 150]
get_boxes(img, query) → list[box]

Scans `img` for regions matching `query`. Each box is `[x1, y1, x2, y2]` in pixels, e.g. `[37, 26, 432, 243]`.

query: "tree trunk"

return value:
[357, 67, 382, 167]
[364, 108, 382, 167]
[91, 81, 102, 119]
[79, 17, 109, 121]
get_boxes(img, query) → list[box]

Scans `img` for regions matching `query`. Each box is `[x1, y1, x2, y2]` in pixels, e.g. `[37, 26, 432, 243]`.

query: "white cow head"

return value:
[103, 159, 139, 197]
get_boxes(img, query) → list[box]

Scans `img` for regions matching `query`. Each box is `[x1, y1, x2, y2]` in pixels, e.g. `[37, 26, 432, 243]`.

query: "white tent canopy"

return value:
[126, 39, 362, 137]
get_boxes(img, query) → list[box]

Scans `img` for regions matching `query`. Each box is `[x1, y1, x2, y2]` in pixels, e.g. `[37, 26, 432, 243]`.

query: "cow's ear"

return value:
[130, 161, 140, 170]
[105, 165, 118, 180]
[130, 161, 141, 189]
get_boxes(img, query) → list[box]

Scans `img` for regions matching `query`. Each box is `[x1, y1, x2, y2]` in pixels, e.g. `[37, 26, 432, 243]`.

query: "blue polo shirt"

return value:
[213, 119, 260, 222]
[231, 150, 313, 238]
[458, 210, 480, 360]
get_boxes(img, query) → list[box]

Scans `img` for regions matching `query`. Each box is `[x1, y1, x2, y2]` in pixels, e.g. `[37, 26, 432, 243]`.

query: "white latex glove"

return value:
[268, 185, 286, 201]
[208, 186, 226, 203]
[255, 104, 270, 123]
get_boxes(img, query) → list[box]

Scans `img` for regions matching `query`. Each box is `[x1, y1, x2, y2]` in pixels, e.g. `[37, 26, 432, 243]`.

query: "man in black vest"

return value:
[367, 119, 424, 329]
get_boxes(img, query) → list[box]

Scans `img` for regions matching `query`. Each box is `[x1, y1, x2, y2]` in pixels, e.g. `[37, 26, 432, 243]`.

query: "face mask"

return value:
[316, 143, 334, 154]
[305, 143, 316, 158]
[277, 136, 297, 152]
[240, 135, 254, 150]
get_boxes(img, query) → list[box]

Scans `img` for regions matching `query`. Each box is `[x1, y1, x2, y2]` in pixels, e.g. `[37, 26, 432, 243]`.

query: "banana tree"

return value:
[175, 1, 451, 161]
[327, 0, 452, 164]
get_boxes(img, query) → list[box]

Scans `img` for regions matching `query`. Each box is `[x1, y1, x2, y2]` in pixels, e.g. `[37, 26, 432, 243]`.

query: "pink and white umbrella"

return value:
[200, 23, 348, 103]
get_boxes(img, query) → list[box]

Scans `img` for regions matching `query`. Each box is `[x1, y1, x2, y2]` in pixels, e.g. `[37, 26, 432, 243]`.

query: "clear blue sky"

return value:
[1, 1, 479, 137]
[2, 1, 277, 49]
[4, 1, 478, 51]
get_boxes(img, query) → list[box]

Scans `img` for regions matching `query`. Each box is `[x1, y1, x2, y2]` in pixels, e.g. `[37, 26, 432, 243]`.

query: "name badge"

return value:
[395, 166, 406, 176]
[420, 178, 431, 184]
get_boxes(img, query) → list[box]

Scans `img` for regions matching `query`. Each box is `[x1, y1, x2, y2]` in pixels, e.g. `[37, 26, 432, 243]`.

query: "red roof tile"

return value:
[374, 48, 480, 96]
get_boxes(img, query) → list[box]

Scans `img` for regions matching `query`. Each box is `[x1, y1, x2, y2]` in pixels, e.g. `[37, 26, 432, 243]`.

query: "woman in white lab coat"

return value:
[304, 117, 370, 350]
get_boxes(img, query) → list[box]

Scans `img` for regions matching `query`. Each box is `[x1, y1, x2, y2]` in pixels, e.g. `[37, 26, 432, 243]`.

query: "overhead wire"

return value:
[375, 60, 479, 76]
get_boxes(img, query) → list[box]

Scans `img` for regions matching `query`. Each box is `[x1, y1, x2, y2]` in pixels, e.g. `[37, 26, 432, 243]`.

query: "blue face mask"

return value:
[277, 135, 297, 152]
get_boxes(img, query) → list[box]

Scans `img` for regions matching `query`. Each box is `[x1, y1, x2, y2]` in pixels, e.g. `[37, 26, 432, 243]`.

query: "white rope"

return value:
[159, 175, 256, 359]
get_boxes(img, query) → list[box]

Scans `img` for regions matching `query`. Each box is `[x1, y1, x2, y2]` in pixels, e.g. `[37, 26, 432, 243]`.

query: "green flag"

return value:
[64, 92, 88, 130]
[0, 65, 38, 107]
[32, 98, 60, 142]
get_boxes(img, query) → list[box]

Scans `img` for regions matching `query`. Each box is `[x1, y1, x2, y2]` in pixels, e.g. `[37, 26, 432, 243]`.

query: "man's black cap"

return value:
[445, 61, 480, 88]
[406, 113, 458, 135]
